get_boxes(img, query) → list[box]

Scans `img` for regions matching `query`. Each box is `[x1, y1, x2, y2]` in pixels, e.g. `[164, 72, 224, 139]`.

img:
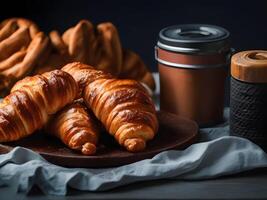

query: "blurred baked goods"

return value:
[0, 18, 49, 96]
[0, 18, 155, 96]
[121, 49, 155, 93]
[34, 20, 155, 91]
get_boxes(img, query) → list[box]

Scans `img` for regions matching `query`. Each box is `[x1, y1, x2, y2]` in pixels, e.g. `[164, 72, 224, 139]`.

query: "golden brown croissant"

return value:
[0, 18, 50, 96]
[46, 100, 100, 155]
[0, 70, 78, 142]
[63, 62, 158, 152]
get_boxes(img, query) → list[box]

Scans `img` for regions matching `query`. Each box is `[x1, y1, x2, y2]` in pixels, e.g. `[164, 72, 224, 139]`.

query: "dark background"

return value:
[1, 0, 267, 72]
[1, 0, 267, 105]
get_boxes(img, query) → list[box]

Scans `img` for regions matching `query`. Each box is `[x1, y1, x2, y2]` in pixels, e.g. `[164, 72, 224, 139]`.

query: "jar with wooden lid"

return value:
[230, 50, 267, 149]
[155, 24, 232, 126]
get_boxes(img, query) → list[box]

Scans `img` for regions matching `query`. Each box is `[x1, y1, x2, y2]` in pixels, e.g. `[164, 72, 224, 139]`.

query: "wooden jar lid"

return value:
[231, 50, 267, 83]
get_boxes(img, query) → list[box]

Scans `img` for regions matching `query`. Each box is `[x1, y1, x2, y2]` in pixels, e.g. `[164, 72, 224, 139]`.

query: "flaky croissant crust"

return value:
[63, 62, 158, 152]
[0, 70, 78, 142]
[46, 100, 100, 155]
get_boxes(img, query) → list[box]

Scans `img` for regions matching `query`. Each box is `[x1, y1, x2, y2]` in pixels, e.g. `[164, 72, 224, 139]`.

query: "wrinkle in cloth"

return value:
[0, 108, 267, 195]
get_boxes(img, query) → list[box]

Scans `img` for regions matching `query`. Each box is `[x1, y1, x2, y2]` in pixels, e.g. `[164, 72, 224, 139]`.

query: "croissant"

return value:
[0, 18, 50, 96]
[0, 70, 78, 142]
[63, 62, 158, 152]
[46, 100, 100, 155]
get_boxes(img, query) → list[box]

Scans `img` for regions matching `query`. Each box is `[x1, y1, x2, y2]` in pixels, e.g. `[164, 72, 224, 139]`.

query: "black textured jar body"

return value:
[230, 77, 267, 149]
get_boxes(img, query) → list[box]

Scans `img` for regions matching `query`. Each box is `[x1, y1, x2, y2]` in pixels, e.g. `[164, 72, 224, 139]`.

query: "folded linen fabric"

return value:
[1, 108, 267, 195]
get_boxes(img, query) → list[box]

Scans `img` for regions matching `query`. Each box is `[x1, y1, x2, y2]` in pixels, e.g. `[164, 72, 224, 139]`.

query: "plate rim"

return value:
[0, 110, 199, 167]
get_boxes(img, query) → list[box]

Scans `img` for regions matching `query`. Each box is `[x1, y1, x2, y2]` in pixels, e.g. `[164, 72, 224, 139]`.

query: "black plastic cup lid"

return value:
[157, 24, 230, 54]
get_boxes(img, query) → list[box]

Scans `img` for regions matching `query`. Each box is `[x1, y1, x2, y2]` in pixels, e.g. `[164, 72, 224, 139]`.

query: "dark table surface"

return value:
[2, 168, 267, 200]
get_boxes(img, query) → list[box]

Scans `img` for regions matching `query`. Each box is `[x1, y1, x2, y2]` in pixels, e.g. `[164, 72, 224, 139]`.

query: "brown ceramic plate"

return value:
[0, 111, 198, 168]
